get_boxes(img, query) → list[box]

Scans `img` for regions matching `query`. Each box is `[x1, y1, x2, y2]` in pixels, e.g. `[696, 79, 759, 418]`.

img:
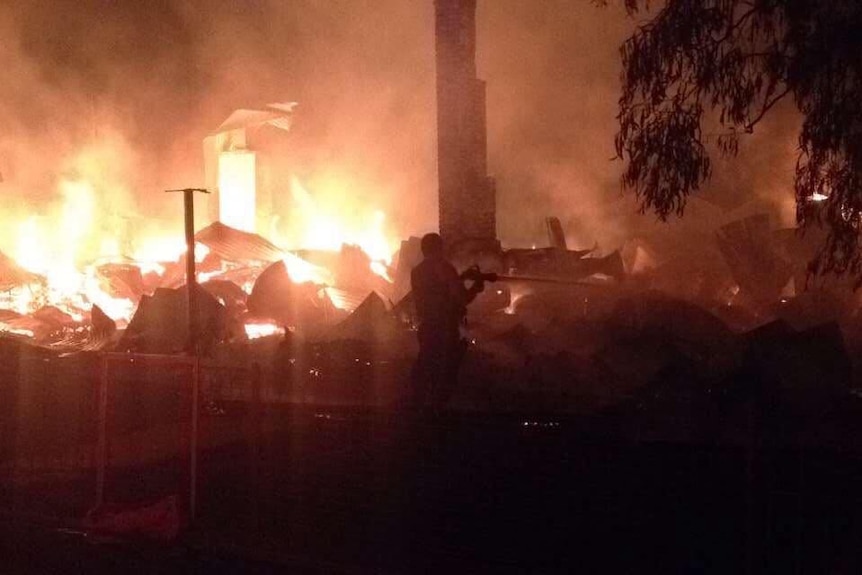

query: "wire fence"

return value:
[0, 351, 260, 522]
[1, 350, 862, 572]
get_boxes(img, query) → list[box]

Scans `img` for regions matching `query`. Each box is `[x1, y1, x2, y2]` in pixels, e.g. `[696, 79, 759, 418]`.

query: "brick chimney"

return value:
[435, 0, 497, 249]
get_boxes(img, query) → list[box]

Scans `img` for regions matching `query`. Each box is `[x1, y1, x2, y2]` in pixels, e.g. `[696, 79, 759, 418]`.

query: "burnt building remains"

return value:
[435, 0, 497, 250]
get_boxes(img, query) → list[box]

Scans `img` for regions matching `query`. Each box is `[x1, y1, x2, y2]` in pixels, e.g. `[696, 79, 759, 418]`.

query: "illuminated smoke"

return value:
[0, 1, 803, 263]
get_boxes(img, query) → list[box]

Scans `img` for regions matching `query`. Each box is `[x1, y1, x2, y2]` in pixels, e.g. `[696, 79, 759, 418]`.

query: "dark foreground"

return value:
[4, 405, 862, 574]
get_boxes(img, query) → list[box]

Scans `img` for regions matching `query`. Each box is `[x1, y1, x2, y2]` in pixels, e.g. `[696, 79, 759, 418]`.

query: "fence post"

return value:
[745, 400, 756, 575]
[189, 355, 200, 523]
[795, 446, 805, 574]
[251, 363, 262, 531]
[95, 354, 109, 507]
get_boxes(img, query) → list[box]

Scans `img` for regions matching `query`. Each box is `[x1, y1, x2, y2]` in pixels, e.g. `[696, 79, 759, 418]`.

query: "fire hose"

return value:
[460, 265, 603, 287]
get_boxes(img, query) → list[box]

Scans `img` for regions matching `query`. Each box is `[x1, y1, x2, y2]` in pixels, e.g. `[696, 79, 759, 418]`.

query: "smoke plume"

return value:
[0, 0, 800, 258]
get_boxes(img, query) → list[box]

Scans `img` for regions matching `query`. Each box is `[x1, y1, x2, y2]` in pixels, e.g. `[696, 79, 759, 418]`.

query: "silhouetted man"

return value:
[410, 233, 484, 409]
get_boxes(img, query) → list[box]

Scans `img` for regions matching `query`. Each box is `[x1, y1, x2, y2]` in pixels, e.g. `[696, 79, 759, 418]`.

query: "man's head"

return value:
[420, 233, 444, 258]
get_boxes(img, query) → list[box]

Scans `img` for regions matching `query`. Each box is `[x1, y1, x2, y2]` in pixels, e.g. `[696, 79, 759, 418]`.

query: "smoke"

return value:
[480, 0, 633, 249]
[0, 0, 200, 244]
[0, 0, 801, 259]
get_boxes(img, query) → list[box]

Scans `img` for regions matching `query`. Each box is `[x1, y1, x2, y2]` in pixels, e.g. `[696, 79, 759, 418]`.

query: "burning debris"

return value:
[0, 0, 859, 419]
[119, 285, 225, 354]
[204, 103, 297, 234]
[1, 134, 860, 416]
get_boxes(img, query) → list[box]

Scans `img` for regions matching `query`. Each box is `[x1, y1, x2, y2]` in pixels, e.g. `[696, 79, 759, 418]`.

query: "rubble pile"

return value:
[0, 212, 860, 429]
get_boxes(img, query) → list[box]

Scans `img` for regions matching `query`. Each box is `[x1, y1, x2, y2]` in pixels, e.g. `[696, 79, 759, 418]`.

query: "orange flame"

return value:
[244, 321, 285, 340]
[1, 150, 399, 336]
[274, 176, 397, 280]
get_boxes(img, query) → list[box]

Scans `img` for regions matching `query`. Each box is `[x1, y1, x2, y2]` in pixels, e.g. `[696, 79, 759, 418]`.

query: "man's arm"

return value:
[461, 277, 484, 305]
[444, 263, 484, 307]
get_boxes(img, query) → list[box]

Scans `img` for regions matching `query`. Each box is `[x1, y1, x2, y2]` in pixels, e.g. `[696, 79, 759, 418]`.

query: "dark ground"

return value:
[4, 404, 862, 574]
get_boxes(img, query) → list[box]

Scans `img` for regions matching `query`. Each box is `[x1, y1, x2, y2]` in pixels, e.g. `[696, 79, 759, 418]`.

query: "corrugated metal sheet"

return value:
[323, 287, 374, 313]
[213, 103, 296, 134]
[195, 222, 285, 264]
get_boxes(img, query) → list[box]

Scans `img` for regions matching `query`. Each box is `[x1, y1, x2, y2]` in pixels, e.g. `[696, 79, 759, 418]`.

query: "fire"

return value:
[370, 260, 393, 283]
[504, 288, 530, 315]
[278, 176, 398, 270]
[0, 323, 35, 339]
[7, 179, 136, 324]
[283, 252, 334, 285]
[3, 174, 206, 328]
[132, 237, 188, 266]
[244, 321, 285, 340]
[15, 179, 96, 279]
[0, 137, 400, 341]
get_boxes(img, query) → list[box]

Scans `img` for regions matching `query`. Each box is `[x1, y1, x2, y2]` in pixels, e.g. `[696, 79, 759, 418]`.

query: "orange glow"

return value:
[0, 146, 400, 337]
[370, 260, 393, 282]
[8, 179, 136, 324]
[283, 252, 334, 285]
[0, 323, 35, 339]
[244, 321, 285, 340]
[323, 287, 351, 311]
[275, 176, 398, 280]
[504, 288, 530, 315]
[2, 177, 202, 325]
[132, 237, 187, 266]
[5, 182, 206, 326]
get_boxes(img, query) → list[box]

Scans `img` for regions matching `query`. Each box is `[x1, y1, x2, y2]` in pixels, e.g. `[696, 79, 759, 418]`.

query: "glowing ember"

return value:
[0, 323, 35, 339]
[244, 322, 285, 340]
[283, 253, 334, 285]
[504, 289, 529, 315]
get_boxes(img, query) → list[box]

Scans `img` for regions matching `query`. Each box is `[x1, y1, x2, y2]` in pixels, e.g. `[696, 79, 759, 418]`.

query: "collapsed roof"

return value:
[212, 103, 298, 135]
[195, 221, 285, 264]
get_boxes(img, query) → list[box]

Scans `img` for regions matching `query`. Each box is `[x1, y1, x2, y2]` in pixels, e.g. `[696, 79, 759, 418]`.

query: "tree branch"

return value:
[711, 5, 760, 45]
[743, 85, 791, 132]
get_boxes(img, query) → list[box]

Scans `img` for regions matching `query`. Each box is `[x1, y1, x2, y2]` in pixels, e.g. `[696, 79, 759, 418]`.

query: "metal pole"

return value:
[165, 188, 209, 354]
[184, 189, 197, 354]
[250, 363, 262, 531]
